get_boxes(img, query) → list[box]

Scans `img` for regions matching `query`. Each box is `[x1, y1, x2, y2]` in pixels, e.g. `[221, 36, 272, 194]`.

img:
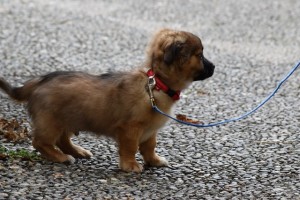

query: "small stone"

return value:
[175, 178, 184, 185]
[0, 193, 9, 198]
[99, 179, 107, 184]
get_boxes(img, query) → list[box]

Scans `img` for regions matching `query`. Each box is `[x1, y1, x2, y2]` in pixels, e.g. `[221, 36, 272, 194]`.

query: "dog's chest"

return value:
[139, 110, 171, 143]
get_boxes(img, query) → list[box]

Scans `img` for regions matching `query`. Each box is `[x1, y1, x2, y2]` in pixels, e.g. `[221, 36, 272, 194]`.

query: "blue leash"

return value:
[152, 61, 300, 127]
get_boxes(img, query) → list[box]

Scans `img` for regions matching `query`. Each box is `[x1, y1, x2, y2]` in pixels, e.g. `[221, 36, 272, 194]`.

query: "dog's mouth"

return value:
[194, 57, 215, 81]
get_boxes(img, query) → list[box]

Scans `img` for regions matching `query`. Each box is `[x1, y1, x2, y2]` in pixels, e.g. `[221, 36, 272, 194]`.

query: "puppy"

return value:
[0, 29, 215, 172]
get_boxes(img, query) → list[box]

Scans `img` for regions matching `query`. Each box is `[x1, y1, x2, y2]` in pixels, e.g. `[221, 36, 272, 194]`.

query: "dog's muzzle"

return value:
[194, 57, 215, 81]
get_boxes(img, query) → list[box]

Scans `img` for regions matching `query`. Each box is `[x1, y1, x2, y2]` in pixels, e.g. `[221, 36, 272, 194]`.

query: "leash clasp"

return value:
[147, 75, 156, 107]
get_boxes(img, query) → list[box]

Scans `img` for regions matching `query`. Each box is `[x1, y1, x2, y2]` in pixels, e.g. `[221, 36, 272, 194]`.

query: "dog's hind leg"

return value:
[31, 118, 75, 163]
[56, 132, 93, 159]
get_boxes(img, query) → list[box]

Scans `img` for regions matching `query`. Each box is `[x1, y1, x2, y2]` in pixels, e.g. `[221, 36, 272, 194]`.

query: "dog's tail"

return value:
[0, 77, 40, 102]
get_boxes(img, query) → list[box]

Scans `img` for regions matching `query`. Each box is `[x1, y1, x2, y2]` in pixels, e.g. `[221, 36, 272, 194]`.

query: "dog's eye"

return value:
[198, 54, 203, 60]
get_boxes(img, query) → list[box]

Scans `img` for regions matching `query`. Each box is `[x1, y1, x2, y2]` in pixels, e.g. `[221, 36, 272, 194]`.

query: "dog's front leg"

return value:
[139, 133, 168, 167]
[117, 126, 143, 173]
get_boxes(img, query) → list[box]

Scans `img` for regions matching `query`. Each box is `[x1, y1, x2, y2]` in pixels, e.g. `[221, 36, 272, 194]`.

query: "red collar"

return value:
[146, 69, 180, 101]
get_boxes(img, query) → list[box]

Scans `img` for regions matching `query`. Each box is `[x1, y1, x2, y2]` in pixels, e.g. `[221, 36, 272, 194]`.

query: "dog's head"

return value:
[147, 29, 215, 90]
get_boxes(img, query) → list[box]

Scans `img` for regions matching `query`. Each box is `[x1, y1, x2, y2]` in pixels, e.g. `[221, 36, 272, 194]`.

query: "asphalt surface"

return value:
[0, 0, 300, 199]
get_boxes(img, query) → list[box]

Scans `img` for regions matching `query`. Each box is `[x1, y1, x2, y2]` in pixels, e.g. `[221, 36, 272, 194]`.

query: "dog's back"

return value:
[0, 70, 161, 133]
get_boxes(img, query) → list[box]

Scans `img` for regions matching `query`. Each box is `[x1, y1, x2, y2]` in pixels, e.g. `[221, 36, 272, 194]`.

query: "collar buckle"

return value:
[147, 75, 157, 107]
[148, 74, 156, 90]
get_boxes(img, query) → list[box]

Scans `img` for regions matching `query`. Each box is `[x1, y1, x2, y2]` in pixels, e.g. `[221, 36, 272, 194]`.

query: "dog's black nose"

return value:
[203, 56, 215, 77]
[194, 57, 215, 81]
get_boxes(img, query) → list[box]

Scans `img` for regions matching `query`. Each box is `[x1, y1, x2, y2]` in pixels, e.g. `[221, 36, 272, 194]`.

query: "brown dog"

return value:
[0, 29, 214, 172]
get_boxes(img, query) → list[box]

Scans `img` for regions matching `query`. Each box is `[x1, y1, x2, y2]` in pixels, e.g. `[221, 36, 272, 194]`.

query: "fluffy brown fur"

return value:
[0, 29, 215, 172]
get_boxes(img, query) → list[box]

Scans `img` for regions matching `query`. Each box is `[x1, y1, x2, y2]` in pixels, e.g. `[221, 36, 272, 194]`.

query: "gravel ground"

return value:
[1, 0, 300, 199]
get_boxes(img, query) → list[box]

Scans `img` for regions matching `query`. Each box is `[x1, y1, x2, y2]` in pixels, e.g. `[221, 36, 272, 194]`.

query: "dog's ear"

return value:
[163, 42, 184, 65]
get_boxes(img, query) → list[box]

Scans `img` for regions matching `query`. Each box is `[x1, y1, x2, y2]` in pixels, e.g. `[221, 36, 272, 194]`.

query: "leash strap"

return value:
[150, 61, 300, 128]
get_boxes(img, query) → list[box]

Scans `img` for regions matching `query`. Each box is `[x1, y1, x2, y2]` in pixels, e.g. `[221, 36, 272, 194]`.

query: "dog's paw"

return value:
[119, 161, 143, 173]
[156, 156, 169, 166]
[75, 149, 93, 159]
[83, 150, 93, 158]
[145, 155, 169, 167]
[62, 155, 76, 164]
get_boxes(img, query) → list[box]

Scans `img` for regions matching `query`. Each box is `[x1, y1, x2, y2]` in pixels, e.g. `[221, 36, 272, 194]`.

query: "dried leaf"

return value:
[53, 172, 64, 179]
[176, 114, 204, 125]
[197, 89, 210, 96]
[0, 153, 8, 160]
[0, 118, 30, 143]
[5, 130, 18, 141]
